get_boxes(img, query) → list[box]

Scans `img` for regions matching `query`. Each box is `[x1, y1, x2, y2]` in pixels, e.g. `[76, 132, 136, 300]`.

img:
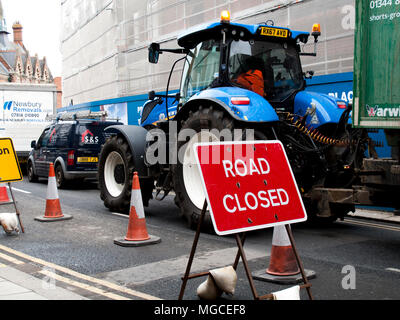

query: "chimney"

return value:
[12, 21, 23, 46]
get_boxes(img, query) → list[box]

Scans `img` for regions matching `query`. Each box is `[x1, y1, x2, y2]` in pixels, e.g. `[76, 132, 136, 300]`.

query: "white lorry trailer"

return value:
[0, 83, 57, 169]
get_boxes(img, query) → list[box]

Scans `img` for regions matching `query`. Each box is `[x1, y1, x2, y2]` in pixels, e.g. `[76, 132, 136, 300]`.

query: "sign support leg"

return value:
[284, 224, 313, 300]
[178, 200, 208, 300]
[8, 182, 24, 233]
[232, 233, 246, 270]
[234, 233, 259, 300]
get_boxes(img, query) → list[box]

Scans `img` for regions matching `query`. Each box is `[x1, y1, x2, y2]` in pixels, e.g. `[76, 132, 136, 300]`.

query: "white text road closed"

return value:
[194, 141, 307, 235]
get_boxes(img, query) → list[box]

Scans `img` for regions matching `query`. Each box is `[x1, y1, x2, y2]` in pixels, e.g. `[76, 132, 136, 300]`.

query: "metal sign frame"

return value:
[178, 200, 313, 300]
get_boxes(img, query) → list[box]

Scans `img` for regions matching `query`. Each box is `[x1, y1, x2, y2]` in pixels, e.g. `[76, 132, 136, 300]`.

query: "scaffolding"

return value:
[61, 0, 355, 106]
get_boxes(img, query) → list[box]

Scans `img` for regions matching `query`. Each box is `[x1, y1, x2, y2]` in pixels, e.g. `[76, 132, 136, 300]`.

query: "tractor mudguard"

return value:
[294, 91, 350, 128]
[104, 125, 149, 177]
[177, 87, 279, 123]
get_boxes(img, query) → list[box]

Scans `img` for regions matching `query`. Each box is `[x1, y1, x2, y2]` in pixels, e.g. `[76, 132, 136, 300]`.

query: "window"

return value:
[180, 39, 221, 103]
[229, 40, 304, 102]
[37, 128, 51, 148]
[54, 124, 73, 148]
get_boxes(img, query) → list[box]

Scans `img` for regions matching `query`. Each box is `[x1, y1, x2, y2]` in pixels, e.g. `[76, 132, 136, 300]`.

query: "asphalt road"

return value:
[1, 177, 400, 300]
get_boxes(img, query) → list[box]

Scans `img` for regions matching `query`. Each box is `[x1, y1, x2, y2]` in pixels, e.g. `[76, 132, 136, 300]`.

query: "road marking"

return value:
[111, 212, 128, 218]
[6, 186, 31, 194]
[340, 218, 400, 232]
[0, 244, 162, 300]
[103, 246, 268, 286]
[0, 252, 25, 265]
[386, 267, 400, 273]
[39, 269, 130, 300]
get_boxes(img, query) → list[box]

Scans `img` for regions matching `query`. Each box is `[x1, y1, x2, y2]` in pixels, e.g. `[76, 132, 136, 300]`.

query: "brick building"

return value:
[0, 1, 53, 84]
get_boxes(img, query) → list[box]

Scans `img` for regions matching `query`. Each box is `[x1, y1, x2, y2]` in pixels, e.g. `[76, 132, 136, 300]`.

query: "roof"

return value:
[0, 58, 8, 75]
[177, 21, 310, 49]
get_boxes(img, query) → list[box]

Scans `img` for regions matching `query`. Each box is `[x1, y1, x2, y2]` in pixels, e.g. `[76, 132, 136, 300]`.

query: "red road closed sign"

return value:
[194, 141, 307, 235]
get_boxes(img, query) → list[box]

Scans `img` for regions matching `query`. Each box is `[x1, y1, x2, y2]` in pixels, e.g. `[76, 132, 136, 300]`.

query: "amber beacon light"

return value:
[221, 10, 231, 23]
[312, 23, 321, 37]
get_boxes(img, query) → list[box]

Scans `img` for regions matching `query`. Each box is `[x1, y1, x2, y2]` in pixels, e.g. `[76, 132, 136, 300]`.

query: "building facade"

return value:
[0, 1, 54, 85]
[61, 0, 355, 106]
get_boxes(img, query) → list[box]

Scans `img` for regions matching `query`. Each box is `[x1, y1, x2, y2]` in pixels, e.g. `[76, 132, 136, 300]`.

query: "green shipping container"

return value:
[353, 0, 400, 129]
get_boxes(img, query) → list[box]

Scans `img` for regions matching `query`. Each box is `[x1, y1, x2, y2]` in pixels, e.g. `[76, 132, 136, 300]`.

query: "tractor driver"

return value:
[232, 55, 265, 97]
[229, 40, 278, 99]
[229, 39, 267, 98]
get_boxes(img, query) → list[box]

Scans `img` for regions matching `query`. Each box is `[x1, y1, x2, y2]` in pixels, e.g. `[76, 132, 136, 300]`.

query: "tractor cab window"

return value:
[229, 39, 304, 101]
[180, 39, 220, 103]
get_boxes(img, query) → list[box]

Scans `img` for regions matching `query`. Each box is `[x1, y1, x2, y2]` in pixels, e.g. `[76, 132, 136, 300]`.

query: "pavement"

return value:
[0, 263, 87, 300]
[349, 207, 400, 224]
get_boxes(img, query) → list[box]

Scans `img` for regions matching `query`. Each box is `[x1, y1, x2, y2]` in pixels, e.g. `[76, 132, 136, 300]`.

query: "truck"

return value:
[299, 0, 400, 218]
[96, 11, 368, 229]
[0, 83, 57, 169]
[351, 0, 400, 212]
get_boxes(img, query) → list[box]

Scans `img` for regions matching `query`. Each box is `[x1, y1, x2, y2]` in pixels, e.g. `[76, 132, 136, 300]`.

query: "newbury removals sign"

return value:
[194, 141, 307, 235]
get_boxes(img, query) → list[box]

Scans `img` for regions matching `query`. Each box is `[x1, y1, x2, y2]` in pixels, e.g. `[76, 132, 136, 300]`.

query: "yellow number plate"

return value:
[260, 27, 289, 38]
[77, 157, 98, 163]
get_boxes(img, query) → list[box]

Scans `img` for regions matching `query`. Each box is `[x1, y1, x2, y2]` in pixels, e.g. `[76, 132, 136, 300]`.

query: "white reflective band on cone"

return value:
[130, 189, 145, 219]
[272, 224, 291, 246]
[47, 176, 59, 200]
[272, 285, 300, 300]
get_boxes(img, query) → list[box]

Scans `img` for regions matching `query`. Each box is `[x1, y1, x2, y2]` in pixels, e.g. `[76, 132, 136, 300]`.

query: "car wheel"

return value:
[27, 161, 38, 182]
[55, 164, 67, 189]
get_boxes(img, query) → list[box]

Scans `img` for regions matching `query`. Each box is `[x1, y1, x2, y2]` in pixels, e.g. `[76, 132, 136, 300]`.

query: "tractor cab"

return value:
[146, 11, 320, 125]
[178, 19, 313, 111]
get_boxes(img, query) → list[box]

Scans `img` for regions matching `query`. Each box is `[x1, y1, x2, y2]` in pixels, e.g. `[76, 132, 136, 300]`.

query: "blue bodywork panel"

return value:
[140, 88, 350, 127]
[294, 91, 349, 128]
[141, 87, 279, 126]
[140, 98, 178, 127]
[188, 87, 279, 122]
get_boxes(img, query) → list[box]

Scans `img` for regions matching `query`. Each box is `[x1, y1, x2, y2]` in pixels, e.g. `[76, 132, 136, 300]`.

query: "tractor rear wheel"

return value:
[98, 135, 134, 213]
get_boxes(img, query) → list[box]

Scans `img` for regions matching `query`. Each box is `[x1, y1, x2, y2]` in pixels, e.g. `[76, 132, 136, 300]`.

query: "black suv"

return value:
[28, 119, 121, 188]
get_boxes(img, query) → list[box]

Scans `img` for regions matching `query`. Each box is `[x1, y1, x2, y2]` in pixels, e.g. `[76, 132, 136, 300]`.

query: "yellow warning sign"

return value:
[0, 138, 23, 183]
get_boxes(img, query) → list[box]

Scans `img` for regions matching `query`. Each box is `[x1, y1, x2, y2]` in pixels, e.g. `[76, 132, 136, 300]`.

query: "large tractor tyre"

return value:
[98, 135, 153, 213]
[171, 106, 235, 231]
[98, 135, 134, 213]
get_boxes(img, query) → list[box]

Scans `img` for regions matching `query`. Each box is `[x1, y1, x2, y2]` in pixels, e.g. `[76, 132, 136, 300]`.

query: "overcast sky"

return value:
[2, 0, 62, 77]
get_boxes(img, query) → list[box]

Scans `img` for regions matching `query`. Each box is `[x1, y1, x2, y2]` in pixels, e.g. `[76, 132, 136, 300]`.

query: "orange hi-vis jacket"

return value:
[235, 69, 265, 97]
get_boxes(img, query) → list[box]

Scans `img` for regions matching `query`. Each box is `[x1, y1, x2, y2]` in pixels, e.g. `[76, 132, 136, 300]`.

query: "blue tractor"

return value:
[97, 12, 367, 228]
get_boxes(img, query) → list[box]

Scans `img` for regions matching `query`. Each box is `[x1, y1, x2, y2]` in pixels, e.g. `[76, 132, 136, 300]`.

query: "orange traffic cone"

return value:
[34, 163, 72, 222]
[252, 225, 315, 284]
[266, 225, 300, 276]
[0, 184, 12, 205]
[114, 172, 160, 247]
